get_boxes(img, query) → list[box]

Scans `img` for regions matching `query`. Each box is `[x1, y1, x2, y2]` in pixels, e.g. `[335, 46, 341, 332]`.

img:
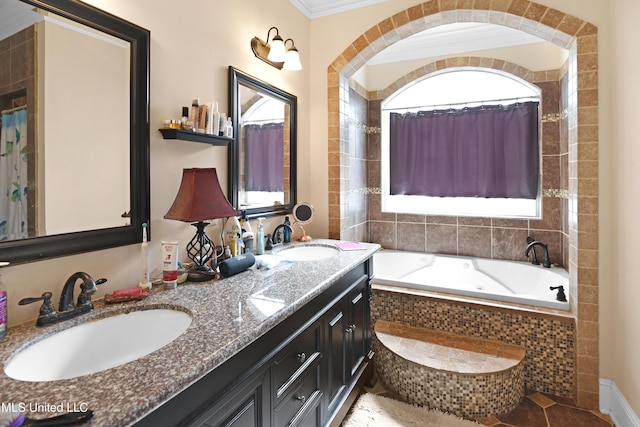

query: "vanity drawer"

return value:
[273, 367, 323, 427]
[272, 320, 322, 405]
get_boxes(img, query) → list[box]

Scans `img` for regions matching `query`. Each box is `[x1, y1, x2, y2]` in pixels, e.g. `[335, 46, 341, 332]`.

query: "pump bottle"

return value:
[256, 218, 266, 255]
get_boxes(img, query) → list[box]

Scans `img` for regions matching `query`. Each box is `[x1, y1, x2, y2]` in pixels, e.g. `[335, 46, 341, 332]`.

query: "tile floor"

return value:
[475, 390, 615, 427]
[364, 380, 615, 426]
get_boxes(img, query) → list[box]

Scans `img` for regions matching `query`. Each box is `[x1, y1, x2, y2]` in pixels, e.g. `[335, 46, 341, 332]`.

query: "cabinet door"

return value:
[189, 368, 270, 427]
[346, 275, 370, 377]
[324, 304, 347, 415]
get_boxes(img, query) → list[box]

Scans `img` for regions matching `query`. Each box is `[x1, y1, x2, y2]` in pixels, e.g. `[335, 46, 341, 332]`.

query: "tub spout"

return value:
[524, 238, 551, 268]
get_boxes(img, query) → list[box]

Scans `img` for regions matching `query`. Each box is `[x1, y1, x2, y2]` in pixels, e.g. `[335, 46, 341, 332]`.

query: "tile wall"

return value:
[363, 60, 567, 267]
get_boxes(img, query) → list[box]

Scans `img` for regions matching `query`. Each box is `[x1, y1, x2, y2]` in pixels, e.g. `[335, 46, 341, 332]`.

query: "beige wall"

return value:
[611, 0, 640, 414]
[3, 0, 311, 325]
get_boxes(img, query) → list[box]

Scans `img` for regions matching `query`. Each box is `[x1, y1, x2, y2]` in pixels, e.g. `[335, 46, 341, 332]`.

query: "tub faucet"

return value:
[19, 272, 106, 327]
[524, 238, 551, 268]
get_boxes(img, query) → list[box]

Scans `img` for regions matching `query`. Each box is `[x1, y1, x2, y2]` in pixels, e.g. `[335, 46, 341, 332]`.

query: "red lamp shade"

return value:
[164, 168, 237, 222]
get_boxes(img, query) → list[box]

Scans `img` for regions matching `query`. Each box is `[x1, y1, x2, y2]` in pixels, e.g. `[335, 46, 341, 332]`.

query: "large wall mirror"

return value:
[0, 0, 150, 263]
[228, 67, 296, 218]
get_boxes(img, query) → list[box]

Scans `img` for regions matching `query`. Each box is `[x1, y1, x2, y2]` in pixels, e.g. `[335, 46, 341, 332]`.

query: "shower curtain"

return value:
[0, 108, 28, 241]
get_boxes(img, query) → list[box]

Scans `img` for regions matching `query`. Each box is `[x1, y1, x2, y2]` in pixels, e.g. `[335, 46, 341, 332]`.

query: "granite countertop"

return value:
[0, 240, 379, 426]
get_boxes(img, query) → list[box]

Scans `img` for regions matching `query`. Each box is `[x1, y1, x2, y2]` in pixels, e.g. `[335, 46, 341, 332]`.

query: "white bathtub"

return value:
[372, 250, 570, 311]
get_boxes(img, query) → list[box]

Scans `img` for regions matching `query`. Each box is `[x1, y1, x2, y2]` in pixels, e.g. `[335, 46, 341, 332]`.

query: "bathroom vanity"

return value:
[0, 240, 379, 427]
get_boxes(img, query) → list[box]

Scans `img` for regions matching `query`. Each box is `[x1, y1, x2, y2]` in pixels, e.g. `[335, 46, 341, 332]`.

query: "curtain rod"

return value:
[242, 118, 285, 124]
[382, 96, 538, 112]
[1, 104, 27, 115]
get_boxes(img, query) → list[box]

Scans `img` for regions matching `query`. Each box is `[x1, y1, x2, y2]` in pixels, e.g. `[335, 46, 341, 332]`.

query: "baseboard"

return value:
[600, 378, 640, 427]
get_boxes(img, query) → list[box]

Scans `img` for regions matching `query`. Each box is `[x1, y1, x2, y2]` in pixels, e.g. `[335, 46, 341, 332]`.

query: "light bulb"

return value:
[267, 35, 286, 62]
[283, 47, 302, 71]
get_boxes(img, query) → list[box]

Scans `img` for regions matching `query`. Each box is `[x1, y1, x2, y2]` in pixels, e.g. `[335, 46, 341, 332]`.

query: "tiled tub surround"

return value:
[0, 240, 379, 427]
[371, 286, 576, 399]
[374, 320, 526, 418]
[328, 1, 599, 408]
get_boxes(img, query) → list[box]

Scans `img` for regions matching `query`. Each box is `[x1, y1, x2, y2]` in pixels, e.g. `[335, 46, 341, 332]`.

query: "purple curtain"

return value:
[244, 122, 284, 192]
[389, 101, 539, 199]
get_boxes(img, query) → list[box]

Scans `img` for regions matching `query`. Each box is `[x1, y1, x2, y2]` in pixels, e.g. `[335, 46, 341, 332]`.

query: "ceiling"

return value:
[366, 22, 550, 65]
[289, 0, 387, 19]
[0, 0, 42, 41]
[289, 0, 564, 68]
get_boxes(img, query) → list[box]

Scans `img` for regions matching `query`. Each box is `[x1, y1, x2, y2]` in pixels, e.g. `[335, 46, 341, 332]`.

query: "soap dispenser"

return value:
[256, 218, 266, 255]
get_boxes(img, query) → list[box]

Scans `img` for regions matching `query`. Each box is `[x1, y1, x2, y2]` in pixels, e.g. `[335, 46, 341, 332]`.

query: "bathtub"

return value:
[372, 250, 569, 311]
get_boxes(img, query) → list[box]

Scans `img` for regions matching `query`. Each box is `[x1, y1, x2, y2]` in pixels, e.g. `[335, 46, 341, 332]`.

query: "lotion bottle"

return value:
[256, 218, 266, 255]
[224, 215, 242, 257]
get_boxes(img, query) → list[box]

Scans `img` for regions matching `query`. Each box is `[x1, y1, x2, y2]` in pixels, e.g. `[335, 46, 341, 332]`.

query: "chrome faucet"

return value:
[20, 272, 106, 327]
[524, 237, 551, 268]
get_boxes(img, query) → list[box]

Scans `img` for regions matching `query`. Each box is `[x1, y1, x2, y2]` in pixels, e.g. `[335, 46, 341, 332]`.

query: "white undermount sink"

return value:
[278, 245, 339, 261]
[4, 308, 192, 382]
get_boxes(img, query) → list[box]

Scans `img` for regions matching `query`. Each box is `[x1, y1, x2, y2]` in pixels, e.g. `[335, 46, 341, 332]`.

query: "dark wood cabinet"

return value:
[322, 274, 370, 427]
[346, 276, 369, 379]
[135, 258, 372, 427]
[192, 368, 270, 427]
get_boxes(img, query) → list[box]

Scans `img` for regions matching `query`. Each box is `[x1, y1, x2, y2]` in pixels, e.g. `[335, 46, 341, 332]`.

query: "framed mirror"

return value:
[228, 67, 296, 218]
[0, 0, 150, 263]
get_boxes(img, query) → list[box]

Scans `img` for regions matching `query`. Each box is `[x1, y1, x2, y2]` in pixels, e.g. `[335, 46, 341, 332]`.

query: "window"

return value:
[381, 68, 542, 218]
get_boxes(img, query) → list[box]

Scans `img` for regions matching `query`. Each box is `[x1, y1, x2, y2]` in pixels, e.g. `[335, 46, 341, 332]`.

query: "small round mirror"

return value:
[292, 202, 314, 241]
[293, 202, 314, 224]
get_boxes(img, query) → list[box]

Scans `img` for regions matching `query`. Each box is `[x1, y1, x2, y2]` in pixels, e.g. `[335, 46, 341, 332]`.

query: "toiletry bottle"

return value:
[224, 215, 242, 257]
[198, 103, 209, 133]
[219, 113, 227, 137]
[190, 99, 200, 132]
[283, 216, 291, 243]
[181, 107, 189, 129]
[205, 102, 214, 134]
[1, 262, 9, 340]
[212, 102, 221, 137]
[239, 210, 252, 235]
[256, 218, 266, 255]
[225, 117, 234, 138]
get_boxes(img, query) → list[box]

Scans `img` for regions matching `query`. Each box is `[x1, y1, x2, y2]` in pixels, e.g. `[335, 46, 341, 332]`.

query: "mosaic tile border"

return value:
[371, 289, 576, 399]
[375, 336, 525, 418]
[346, 187, 567, 198]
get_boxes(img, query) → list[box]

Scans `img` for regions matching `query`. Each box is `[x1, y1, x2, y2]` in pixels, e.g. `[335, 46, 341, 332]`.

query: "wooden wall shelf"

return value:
[159, 128, 233, 146]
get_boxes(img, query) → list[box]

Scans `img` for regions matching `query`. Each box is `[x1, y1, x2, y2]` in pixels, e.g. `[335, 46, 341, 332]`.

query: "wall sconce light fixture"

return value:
[251, 27, 302, 71]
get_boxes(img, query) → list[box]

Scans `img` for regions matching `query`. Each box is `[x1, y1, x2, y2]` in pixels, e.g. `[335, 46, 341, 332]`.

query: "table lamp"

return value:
[164, 168, 237, 281]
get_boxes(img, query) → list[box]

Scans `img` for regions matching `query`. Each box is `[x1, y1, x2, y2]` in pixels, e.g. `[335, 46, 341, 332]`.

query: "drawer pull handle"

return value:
[295, 395, 306, 403]
[296, 352, 306, 363]
[346, 324, 356, 333]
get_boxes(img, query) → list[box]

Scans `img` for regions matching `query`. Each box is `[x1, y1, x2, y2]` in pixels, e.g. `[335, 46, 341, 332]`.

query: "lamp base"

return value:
[188, 265, 218, 282]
